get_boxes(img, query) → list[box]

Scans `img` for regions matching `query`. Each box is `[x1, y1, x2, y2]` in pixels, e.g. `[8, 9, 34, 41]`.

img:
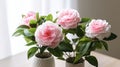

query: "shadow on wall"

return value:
[77, 0, 120, 59]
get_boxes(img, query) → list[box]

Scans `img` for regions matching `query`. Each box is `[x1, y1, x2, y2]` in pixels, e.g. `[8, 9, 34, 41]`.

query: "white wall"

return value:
[78, 0, 120, 59]
[0, 0, 11, 59]
[6, 0, 33, 55]
[6, 0, 79, 56]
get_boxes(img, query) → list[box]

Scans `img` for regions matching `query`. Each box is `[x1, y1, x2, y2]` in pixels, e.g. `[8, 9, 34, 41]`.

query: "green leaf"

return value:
[100, 41, 108, 51]
[29, 28, 36, 34]
[77, 41, 91, 55]
[103, 33, 117, 41]
[47, 47, 63, 57]
[93, 41, 103, 49]
[17, 25, 30, 29]
[80, 36, 92, 42]
[74, 53, 82, 63]
[85, 56, 98, 67]
[12, 29, 24, 36]
[38, 16, 46, 25]
[23, 29, 34, 36]
[40, 46, 48, 54]
[63, 29, 76, 34]
[81, 18, 91, 23]
[27, 47, 38, 59]
[30, 20, 37, 28]
[46, 14, 53, 21]
[76, 25, 84, 37]
[24, 37, 32, 43]
[26, 41, 36, 46]
[80, 42, 91, 55]
[24, 36, 35, 41]
[30, 20, 37, 24]
[64, 36, 71, 43]
[75, 41, 91, 62]
[58, 41, 73, 52]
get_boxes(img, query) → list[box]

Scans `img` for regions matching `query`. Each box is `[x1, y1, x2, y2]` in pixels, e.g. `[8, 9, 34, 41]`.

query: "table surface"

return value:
[0, 52, 120, 67]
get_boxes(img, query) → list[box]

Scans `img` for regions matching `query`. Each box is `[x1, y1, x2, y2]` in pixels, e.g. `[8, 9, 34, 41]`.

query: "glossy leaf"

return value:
[100, 41, 108, 51]
[26, 41, 36, 46]
[46, 14, 53, 21]
[47, 47, 63, 57]
[93, 41, 103, 49]
[80, 36, 91, 42]
[23, 29, 34, 36]
[63, 28, 76, 34]
[24, 37, 32, 43]
[29, 28, 36, 34]
[85, 56, 98, 67]
[80, 42, 91, 55]
[12, 29, 24, 36]
[77, 41, 91, 56]
[17, 25, 29, 29]
[58, 41, 73, 52]
[30, 20, 37, 27]
[104, 33, 117, 41]
[76, 25, 84, 37]
[30, 20, 37, 24]
[75, 41, 91, 63]
[40, 46, 48, 54]
[74, 53, 82, 63]
[81, 18, 91, 23]
[24, 36, 35, 41]
[27, 47, 38, 59]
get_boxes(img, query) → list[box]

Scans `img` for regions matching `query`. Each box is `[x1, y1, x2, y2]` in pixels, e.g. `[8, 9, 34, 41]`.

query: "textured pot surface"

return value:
[33, 56, 55, 67]
[66, 62, 84, 67]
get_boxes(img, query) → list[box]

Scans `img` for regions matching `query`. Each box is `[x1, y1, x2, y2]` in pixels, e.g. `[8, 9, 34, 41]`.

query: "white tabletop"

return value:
[0, 52, 120, 67]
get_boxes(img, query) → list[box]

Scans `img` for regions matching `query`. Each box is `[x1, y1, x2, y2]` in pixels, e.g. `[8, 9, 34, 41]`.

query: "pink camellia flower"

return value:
[57, 9, 80, 29]
[35, 21, 63, 48]
[85, 19, 111, 39]
[22, 11, 36, 26]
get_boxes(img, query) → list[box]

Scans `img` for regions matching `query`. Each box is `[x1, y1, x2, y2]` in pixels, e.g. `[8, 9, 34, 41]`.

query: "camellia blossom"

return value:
[35, 21, 63, 48]
[22, 11, 36, 26]
[57, 9, 80, 29]
[85, 19, 111, 39]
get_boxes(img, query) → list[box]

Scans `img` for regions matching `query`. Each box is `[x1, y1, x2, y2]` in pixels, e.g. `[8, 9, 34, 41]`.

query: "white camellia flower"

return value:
[85, 19, 111, 39]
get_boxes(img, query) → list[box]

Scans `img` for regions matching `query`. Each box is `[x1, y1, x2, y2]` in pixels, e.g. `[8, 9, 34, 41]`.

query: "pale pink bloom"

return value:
[35, 21, 63, 48]
[85, 19, 111, 39]
[22, 11, 36, 26]
[57, 9, 80, 29]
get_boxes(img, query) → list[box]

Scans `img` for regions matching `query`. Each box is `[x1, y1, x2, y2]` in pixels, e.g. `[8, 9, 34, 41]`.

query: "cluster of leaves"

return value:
[53, 18, 117, 67]
[13, 13, 60, 59]
[53, 18, 98, 66]
[13, 13, 117, 67]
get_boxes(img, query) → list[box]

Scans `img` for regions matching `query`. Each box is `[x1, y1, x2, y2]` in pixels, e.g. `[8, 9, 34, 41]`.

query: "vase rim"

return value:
[35, 55, 54, 60]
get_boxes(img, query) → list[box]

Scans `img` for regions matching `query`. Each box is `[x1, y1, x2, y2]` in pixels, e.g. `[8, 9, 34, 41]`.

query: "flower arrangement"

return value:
[13, 9, 117, 67]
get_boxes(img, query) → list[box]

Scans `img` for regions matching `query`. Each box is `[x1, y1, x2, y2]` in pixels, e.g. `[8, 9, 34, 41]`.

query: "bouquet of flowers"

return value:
[13, 9, 117, 67]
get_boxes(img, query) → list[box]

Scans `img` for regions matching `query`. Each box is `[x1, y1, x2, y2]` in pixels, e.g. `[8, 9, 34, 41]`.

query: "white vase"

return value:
[66, 61, 84, 67]
[32, 55, 55, 67]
